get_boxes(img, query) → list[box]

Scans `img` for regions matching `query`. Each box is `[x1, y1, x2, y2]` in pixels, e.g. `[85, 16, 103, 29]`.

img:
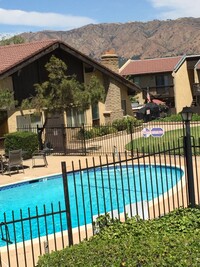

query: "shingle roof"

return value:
[0, 39, 58, 75]
[120, 56, 183, 76]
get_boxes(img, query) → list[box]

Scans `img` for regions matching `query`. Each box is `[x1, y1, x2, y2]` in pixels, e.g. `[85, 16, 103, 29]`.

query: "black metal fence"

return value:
[0, 138, 200, 266]
[0, 203, 67, 267]
[17, 120, 200, 156]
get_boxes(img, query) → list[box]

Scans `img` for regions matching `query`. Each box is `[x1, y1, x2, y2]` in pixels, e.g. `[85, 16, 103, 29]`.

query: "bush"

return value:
[77, 126, 117, 140]
[156, 113, 183, 122]
[156, 113, 200, 122]
[4, 131, 38, 159]
[37, 207, 200, 267]
[76, 128, 94, 140]
[112, 116, 143, 132]
[112, 118, 128, 131]
[191, 113, 200, 121]
[92, 126, 117, 136]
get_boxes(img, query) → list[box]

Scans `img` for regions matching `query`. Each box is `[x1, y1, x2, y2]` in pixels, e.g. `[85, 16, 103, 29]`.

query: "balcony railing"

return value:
[142, 85, 174, 98]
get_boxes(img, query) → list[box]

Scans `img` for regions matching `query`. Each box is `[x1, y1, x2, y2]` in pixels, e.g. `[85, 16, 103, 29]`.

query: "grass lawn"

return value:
[126, 126, 200, 154]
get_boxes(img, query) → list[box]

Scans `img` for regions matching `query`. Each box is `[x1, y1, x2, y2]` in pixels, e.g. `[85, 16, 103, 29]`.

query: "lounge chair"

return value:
[32, 150, 48, 167]
[4, 149, 24, 175]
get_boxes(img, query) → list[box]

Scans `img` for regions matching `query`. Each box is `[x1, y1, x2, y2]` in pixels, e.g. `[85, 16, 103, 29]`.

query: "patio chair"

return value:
[32, 150, 48, 168]
[4, 149, 24, 175]
[0, 155, 5, 174]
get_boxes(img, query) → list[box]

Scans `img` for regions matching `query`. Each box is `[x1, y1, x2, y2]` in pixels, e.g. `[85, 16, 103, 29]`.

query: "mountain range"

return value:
[18, 17, 200, 62]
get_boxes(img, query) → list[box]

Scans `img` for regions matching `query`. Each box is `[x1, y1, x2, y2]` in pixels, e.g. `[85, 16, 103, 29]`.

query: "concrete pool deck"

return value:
[1, 153, 200, 187]
[0, 154, 115, 186]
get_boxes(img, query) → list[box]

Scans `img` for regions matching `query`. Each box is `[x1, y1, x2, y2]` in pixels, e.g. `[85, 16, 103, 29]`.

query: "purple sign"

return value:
[151, 127, 164, 137]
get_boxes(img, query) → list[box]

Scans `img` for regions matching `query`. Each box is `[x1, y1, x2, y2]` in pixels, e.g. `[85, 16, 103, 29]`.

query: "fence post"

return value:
[82, 123, 87, 156]
[62, 124, 67, 155]
[181, 107, 195, 208]
[37, 124, 43, 150]
[129, 121, 134, 157]
[61, 161, 73, 246]
[44, 241, 49, 254]
[183, 123, 195, 207]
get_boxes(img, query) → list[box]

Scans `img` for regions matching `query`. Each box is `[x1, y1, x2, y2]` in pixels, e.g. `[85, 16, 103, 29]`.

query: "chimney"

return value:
[101, 49, 119, 73]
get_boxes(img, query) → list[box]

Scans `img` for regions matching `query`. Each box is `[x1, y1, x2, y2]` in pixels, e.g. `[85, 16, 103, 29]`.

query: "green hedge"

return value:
[156, 113, 200, 122]
[112, 116, 143, 132]
[4, 131, 38, 159]
[77, 126, 117, 140]
[37, 207, 200, 266]
[76, 117, 143, 140]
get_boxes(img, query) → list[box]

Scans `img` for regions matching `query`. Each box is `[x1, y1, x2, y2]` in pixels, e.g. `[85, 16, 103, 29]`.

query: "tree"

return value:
[22, 55, 105, 124]
[0, 35, 25, 46]
[0, 88, 17, 110]
[22, 55, 105, 149]
[0, 88, 18, 123]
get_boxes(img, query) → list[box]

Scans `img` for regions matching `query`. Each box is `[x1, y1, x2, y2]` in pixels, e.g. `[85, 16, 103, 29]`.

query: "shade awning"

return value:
[152, 99, 166, 105]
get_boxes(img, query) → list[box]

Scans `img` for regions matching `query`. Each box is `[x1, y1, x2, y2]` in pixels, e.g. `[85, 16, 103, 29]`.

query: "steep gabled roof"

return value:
[119, 56, 183, 76]
[0, 40, 58, 75]
[0, 40, 141, 94]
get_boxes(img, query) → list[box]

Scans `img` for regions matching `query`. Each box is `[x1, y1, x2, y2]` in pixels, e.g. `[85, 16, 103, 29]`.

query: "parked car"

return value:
[136, 102, 160, 122]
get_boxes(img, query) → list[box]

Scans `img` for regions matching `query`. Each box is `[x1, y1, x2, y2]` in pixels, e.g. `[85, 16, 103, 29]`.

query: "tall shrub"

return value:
[4, 131, 38, 159]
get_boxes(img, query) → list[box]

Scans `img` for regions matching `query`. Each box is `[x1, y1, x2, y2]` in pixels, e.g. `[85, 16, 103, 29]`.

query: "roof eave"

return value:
[0, 41, 59, 79]
[0, 40, 141, 94]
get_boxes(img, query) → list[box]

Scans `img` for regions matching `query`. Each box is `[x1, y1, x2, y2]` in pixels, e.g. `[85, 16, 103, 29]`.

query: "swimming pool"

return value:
[0, 164, 184, 246]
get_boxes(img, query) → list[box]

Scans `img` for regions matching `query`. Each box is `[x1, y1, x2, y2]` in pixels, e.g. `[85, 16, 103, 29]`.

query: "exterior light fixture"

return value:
[181, 106, 193, 122]
[181, 106, 195, 207]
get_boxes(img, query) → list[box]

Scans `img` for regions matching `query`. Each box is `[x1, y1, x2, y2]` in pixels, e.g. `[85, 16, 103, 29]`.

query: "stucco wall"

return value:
[7, 109, 36, 133]
[173, 61, 193, 113]
[134, 92, 145, 104]
[0, 77, 13, 91]
[0, 77, 14, 134]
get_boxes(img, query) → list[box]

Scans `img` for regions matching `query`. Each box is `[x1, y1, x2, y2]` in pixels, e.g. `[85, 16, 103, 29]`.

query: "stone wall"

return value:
[104, 79, 124, 123]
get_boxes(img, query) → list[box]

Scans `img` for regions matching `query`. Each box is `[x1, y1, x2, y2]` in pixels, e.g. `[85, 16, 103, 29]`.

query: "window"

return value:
[121, 100, 127, 115]
[67, 109, 85, 127]
[92, 103, 100, 126]
[30, 113, 43, 127]
[156, 75, 169, 86]
[155, 75, 170, 94]
[133, 76, 140, 86]
[16, 113, 42, 131]
[92, 103, 99, 120]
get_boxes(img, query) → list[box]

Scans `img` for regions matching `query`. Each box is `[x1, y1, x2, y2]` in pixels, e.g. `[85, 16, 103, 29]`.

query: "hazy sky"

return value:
[0, 0, 199, 34]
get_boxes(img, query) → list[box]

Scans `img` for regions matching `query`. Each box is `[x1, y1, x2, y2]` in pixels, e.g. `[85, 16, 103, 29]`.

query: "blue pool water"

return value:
[0, 164, 184, 246]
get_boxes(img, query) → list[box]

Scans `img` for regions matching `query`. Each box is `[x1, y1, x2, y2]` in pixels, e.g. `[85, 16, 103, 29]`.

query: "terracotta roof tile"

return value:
[0, 39, 58, 75]
[120, 56, 183, 76]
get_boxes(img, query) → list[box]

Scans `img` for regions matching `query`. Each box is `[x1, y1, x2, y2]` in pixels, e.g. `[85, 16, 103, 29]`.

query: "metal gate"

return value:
[38, 121, 200, 156]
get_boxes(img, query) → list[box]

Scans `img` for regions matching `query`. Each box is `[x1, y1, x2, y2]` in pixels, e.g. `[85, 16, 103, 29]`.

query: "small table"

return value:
[32, 151, 48, 168]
